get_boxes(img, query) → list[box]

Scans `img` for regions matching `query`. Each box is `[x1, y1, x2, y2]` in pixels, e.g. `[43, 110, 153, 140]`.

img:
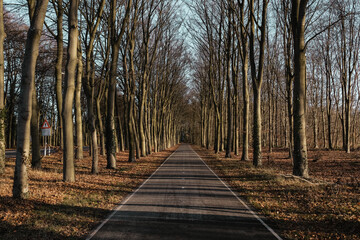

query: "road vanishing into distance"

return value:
[86, 144, 283, 240]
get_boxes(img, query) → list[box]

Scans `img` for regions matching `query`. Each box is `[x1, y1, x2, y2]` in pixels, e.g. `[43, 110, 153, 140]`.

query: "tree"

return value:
[249, 0, 268, 167]
[106, 0, 132, 168]
[334, 0, 360, 153]
[291, 0, 309, 178]
[24, 0, 42, 170]
[62, 0, 79, 182]
[81, 0, 106, 174]
[0, 0, 5, 175]
[233, 0, 250, 161]
[52, 0, 64, 149]
[13, 0, 49, 198]
[225, 2, 233, 158]
[75, 40, 83, 159]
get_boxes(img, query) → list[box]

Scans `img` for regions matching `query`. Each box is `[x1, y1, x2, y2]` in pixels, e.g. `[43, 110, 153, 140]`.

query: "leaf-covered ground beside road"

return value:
[193, 146, 360, 240]
[0, 146, 178, 240]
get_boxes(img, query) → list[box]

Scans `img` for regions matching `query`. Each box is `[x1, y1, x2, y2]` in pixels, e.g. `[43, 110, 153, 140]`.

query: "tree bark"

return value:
[30, 83, 41, 169]
[13, 0, 49, 198]
[54, 0, 64, 149]
[75, 41, 83, 160]
[62, 0, 79, 182]
[225, 10, 232, 158]
[291, 0, 309, 178]
[249, 0, 267, 167]
[0, 0, 5, 175]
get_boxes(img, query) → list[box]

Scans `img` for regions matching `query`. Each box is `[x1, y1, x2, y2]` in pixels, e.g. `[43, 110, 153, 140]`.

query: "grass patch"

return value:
[193, 145, 360, 240]
[0, 146, 178, 240]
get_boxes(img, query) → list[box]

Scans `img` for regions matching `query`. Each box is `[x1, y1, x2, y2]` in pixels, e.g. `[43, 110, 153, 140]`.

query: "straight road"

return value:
[87, 144, 282, 240]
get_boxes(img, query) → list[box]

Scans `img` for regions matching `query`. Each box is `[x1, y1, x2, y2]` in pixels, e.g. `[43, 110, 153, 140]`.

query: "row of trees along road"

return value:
[0, 0, 191, 199]
[1, 0, 360, 198]
[189, 0, 360, 178]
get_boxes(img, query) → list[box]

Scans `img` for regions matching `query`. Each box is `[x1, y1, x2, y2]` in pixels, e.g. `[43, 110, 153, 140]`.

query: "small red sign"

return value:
[41, 119, 51, 129]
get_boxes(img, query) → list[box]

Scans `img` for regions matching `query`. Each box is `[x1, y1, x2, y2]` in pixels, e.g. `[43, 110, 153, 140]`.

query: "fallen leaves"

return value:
[194, 146, 360, 240]
[0, 145, 178, 239]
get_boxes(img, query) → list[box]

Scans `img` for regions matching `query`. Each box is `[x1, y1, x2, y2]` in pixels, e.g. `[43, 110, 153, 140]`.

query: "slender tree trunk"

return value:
[62, 0, 79, 182]
[313, 109, 318, 149]
[241, 44, 249, 162]
[268, 82, 273, 153]
[225, 15, 232, 158]
[115, 93, 125, 152]
[13, 0, 49, 198]
[152, 101, 158, 152]
[253, 88, 262, 166]
[55, 0, 64, 149]
[106, 0, 131, 166]
[249, 0, 267, 167]
[0, 0, 5, 175]
[128, 96, 136, 162]
[30, 84, 41, 168]
[106, 43, 119, 169]
[291, 0, 309, 178]
[75, 41, 83, 160]
[96, 97, 105, 156]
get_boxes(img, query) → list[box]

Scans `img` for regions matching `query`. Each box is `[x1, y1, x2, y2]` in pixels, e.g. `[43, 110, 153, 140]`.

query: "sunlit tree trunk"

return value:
[291, 0, 309, 178]
[240, 11, 249, 162]
[75, 41, 83, 160]
[13, 0, 49, 198]
[62, 0, 79, 182]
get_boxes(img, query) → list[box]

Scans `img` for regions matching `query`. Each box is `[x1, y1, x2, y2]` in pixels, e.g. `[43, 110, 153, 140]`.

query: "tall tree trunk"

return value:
[96, 97, 106, 156]
[0, 0, 6, 175]
[241, 42, 249, 162]
[13, 0, 49, 198]
[128, 96, 136, 162]
[62, 0, 79, 182]
[325, 27, 333, 150]
[249, 0, 267, 167]
[115, 93, 125, 152]
[82, 0, 107, 173]
[313, 109, 318, 149]
[106, 0, 131, 167]
[30, 84, 41, 168]
[75, 41, 83, 160]
[106, 43, 119, 168]
[225, 13, 232, 158]
[291, 0, 309, 178]
[55, 0, 64, 149]
[268, 81, 273, 153]
[0, 0, 5, 175]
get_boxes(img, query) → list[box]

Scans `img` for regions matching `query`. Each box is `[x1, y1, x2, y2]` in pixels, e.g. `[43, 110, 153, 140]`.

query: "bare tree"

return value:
[0, 0, 5, 175]
[291, 0, 309, 178]
[106, 0, 132, 168]
[249, 0, 268, 167]
[13, 0, 49, 198]
[81, 0, 106, 174]
[62, 0, 79, 182]
[75, 40, 83, 159]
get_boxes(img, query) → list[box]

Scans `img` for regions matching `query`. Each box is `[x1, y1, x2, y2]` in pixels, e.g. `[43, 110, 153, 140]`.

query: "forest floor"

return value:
[193, 146, 360, 240]
[0, 145, 178, 240]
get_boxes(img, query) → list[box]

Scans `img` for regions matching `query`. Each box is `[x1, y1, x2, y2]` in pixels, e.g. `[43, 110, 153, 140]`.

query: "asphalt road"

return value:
[87, 144, 283, 240]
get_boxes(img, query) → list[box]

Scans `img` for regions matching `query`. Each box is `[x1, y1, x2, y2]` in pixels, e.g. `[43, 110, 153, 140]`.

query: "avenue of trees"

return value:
[189, 0, 360, 177]
[0, 0, 360, 199]
[0, 0, 191, 198]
